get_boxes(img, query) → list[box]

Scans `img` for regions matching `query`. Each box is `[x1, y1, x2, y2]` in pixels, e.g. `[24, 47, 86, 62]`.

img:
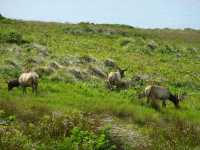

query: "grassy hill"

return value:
[1, 15, 200, 149]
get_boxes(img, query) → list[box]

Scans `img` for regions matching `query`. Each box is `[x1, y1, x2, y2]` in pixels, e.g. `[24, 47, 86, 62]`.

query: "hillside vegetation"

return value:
[0, 15, 200, 149]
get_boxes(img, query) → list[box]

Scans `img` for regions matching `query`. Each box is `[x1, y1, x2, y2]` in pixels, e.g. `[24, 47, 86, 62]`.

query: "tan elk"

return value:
[139, 85, 186, 109]
[107, 68, 127, 89]
[8, 72, 39, 94]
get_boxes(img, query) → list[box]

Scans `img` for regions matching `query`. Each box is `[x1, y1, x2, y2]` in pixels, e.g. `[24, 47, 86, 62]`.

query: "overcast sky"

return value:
[0, 0, 200, 29]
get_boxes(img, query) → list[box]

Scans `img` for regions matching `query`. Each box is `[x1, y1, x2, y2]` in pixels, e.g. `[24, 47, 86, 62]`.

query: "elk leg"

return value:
[32, 85, 34, 94]
[107, 80, 114, 90]
[32, 83, 37, 95]
[34, 83, 38, 95]
[151, 99, 160, 110]
[23, 87, 26, 95]
[108, 81, 112, 90]
[146, 97, 150, 104]
[162, 101, 166, 108]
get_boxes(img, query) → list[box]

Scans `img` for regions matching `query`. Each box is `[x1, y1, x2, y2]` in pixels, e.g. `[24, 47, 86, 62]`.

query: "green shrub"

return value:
[69, 127, 116, 150]
[0, 65, 21, 79]
[149, 120, 200, 150]
[158, 44, 180, 54]
[0, 31, 28, 44]
[5, 32, 23, 44]
[0, 126, 32, 150]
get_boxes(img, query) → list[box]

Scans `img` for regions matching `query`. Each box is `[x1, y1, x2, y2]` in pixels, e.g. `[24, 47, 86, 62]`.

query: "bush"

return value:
[5, 32, 23, 44]
[25, 111, 92, 141]
[0, 31, 28, 44]
[0, 65, 21, 79]
[0, 126, 32, 150]
[158, 44, 180, 54]
[149, 120, 200, 150]
[69, 127, 116, 150]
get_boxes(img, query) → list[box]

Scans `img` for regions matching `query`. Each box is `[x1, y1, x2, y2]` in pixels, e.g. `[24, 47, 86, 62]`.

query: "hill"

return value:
[0, 16, 200, 149]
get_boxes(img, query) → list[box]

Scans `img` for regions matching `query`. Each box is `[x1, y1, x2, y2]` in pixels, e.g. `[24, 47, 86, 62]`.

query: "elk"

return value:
[139, 85, 186, 109]
[107, 68, 127, 89]
[8, 72, 39, 94]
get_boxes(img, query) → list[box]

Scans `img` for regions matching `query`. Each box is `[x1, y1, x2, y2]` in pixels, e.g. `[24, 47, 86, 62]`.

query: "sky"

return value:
[0, 0, 200, 29]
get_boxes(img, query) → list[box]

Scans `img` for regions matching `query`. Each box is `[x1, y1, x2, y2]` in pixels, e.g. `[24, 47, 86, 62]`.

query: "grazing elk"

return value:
[107, 68, 127, 89]
[139, 85, 186, 109]
[8, 72, 39, 94]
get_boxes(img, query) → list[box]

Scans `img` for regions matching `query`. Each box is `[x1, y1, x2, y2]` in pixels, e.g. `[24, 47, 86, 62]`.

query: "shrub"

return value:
[149, 119, 200, 150]
[69, 127, 116, 150]
[0, 126, 32, 150]
[0, 65, 21, 79]
[31, 111, 89, 140]
[158, 44, 180, 54]
[0, 31, 28, 44]
[5, 32, 23, 44]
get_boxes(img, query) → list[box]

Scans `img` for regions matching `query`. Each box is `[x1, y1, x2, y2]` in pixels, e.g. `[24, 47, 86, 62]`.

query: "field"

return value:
[1, 15, 200, 149]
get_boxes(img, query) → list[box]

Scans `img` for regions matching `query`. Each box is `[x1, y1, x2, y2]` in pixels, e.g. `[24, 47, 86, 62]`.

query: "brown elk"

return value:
[139, 85, 186, 109]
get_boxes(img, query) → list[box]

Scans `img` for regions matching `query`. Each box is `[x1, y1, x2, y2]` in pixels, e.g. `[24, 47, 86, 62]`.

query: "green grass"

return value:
[1, 80, 199, 123]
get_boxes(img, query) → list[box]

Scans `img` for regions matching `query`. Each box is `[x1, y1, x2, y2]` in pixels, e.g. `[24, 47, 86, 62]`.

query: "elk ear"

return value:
[123, 68, 127, 72]
[125, 67, 129, 71]
[122, 68, 128, 72]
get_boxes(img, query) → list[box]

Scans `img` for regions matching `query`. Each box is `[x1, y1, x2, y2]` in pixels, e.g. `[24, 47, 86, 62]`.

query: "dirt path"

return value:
[98, 115, 151, 150]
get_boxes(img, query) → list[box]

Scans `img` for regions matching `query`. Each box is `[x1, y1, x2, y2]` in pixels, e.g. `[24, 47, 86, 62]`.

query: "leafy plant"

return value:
[69, 127, 116, 150]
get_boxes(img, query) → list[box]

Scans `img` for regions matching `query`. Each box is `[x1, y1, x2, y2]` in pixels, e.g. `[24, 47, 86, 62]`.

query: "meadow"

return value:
[1, 15, 200, 149]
